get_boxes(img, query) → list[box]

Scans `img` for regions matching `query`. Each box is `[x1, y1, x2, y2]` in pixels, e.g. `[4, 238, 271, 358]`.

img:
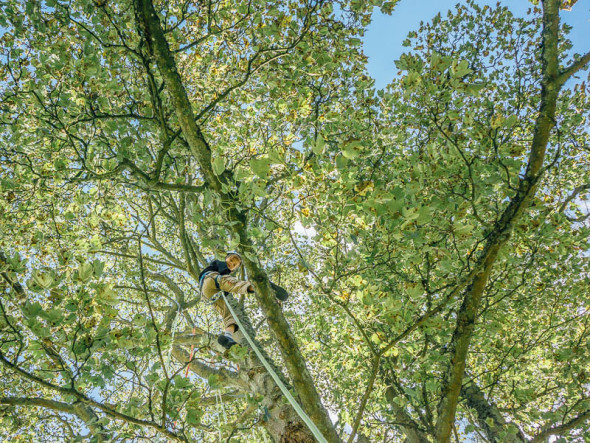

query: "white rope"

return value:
[221, 293, 328, 443]
[215, 390, 222, 442]
[166, 299, 181, 371]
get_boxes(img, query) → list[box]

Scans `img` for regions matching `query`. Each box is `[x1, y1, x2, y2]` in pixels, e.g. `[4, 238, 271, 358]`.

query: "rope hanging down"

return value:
[221, 292, 329, 443]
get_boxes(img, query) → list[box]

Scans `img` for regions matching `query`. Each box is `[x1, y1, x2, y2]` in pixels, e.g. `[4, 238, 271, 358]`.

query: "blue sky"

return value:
[363, 0, 590, 89]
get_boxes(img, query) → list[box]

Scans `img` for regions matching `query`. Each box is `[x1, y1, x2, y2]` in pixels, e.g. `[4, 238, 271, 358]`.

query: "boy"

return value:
[198, 251, 254, 349]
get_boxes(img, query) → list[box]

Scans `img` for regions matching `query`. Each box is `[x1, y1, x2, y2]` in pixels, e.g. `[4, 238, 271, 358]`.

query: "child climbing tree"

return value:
[198, 251, 254, 350]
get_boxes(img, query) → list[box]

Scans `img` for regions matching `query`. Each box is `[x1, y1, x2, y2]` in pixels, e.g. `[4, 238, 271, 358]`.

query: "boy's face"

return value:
[226, 255, 241, 271]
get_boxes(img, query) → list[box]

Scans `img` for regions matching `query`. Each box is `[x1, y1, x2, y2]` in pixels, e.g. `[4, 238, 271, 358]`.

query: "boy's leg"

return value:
[202, 277, 240, 349]
[201, 277, 219, 301]
[214, 297, 241, 349]
[217, 275, 252, 294]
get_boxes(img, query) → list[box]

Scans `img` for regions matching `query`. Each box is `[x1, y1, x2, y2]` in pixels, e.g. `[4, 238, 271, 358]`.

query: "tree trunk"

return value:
[460, 381, 526, 443]
[174, 296, 318, 442]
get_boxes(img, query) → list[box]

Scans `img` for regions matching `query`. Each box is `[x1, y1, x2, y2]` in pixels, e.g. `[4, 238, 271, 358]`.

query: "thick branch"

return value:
[530, 409, 590, 443]
[0, 397, 110, 441]
[133, 0, 221, 191]
[434, 1, 563, 441]
[239, 240, 341, 443]
[558, 50, 590, 85]
[0, 396, 76, 414]
[73, 402, 111, 442]
[347, 355, 380, 443]
[384, 387, 430, 443]
[171, 346, 248, 391]
[1, 397, 106, 440]
[460, 381, 525, 443]
[559, 183, 590, 213]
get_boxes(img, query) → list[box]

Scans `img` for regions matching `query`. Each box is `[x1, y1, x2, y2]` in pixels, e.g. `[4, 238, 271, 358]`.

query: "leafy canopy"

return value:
[1, 0, 589, 442]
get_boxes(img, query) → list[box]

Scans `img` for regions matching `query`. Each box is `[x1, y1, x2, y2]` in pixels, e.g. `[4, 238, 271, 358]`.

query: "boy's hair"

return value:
[225, 251, 242, 261]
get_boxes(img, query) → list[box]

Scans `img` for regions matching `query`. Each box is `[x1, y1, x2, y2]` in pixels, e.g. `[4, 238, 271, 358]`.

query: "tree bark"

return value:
[172, 326, 316, 442]
[460, 381, 526, 443]
[530, 409, 590, 443]
[434, 1, 563, 441]
[385, 386, 430, 443]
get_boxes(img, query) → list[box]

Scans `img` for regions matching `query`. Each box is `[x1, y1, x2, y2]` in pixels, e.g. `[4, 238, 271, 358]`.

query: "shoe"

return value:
[218, 334, 238, 350]
[270, 282, 289, 301]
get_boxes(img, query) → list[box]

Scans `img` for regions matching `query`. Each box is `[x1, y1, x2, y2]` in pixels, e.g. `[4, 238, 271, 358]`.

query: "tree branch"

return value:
[434, 1, 564, 440]
[558, 50, 590, 85]
[384, 387, 430, 443]
[0, 353, 186, 441]
[133, 0, 220, 192]
[530, 409, 590, 443]
[347, 355, 381, 443]
[460, 380, 526, 443]
[559, 183, 590, 213]
[171, 346, 248, 391]
[0, 396, 76, 414]
[0, 396, 111, 441]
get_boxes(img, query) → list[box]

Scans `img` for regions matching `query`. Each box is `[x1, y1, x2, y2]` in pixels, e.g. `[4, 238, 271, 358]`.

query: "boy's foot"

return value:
[270, 282, 289, 301]
[218, 334, 238, 350]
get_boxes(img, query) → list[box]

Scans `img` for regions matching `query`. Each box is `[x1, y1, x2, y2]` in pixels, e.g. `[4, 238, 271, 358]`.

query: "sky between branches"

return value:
[363, 0, 590, 90]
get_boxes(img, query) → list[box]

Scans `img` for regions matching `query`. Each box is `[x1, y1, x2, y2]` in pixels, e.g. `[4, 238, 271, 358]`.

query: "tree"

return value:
[1, 0, 589, 441]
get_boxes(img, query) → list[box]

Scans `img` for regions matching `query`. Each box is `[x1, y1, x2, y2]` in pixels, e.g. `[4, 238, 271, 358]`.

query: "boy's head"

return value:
[225, 251, 242, 271]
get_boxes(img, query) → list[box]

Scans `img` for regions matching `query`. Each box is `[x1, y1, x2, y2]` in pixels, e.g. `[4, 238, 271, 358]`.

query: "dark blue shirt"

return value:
[198, 259, 230, 281]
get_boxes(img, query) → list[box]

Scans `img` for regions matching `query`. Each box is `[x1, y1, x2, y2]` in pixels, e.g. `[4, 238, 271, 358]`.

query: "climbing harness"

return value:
[220, 292, 328, 443]
[199, 271, 220, 291]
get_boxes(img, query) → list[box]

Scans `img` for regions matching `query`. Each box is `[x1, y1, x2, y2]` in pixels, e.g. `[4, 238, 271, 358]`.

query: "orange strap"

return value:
[173, 327, 197, 434]
[184, 327, 197, 377]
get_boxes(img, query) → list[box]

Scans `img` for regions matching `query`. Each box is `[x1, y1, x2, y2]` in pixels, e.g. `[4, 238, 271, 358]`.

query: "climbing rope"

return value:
[215, 390, 223, 442]
[166, 299, 181, 372]
[220, 292, 329, 443]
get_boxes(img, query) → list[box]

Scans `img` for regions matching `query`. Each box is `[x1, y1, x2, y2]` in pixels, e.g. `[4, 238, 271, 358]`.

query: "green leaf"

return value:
[336, 153, 349, 170]
[465, 82, 485, 95]
[212, 156, 225, 176]
[228, 344, 248, 362]
[342, 141, 361, 159]
[383, 347, 399, 358]
[250, 157, 271, 179]
[97, 285, 118, 306]
[41, 308, 64, 325]
[31, 269, 55, 290]
[454, 223, 474, 235]
[504, 115, 518, 128]
[313, 134, 325, 155]
[452, 59, 472, 77]
[22, 301, 43, 318]
[186, 408, 202, 425]
[76, 263, 94, 282]
[93, 259, 105, 277]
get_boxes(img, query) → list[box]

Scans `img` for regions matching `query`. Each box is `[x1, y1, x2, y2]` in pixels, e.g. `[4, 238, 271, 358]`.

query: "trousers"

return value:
[201, 272, 251, 329]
